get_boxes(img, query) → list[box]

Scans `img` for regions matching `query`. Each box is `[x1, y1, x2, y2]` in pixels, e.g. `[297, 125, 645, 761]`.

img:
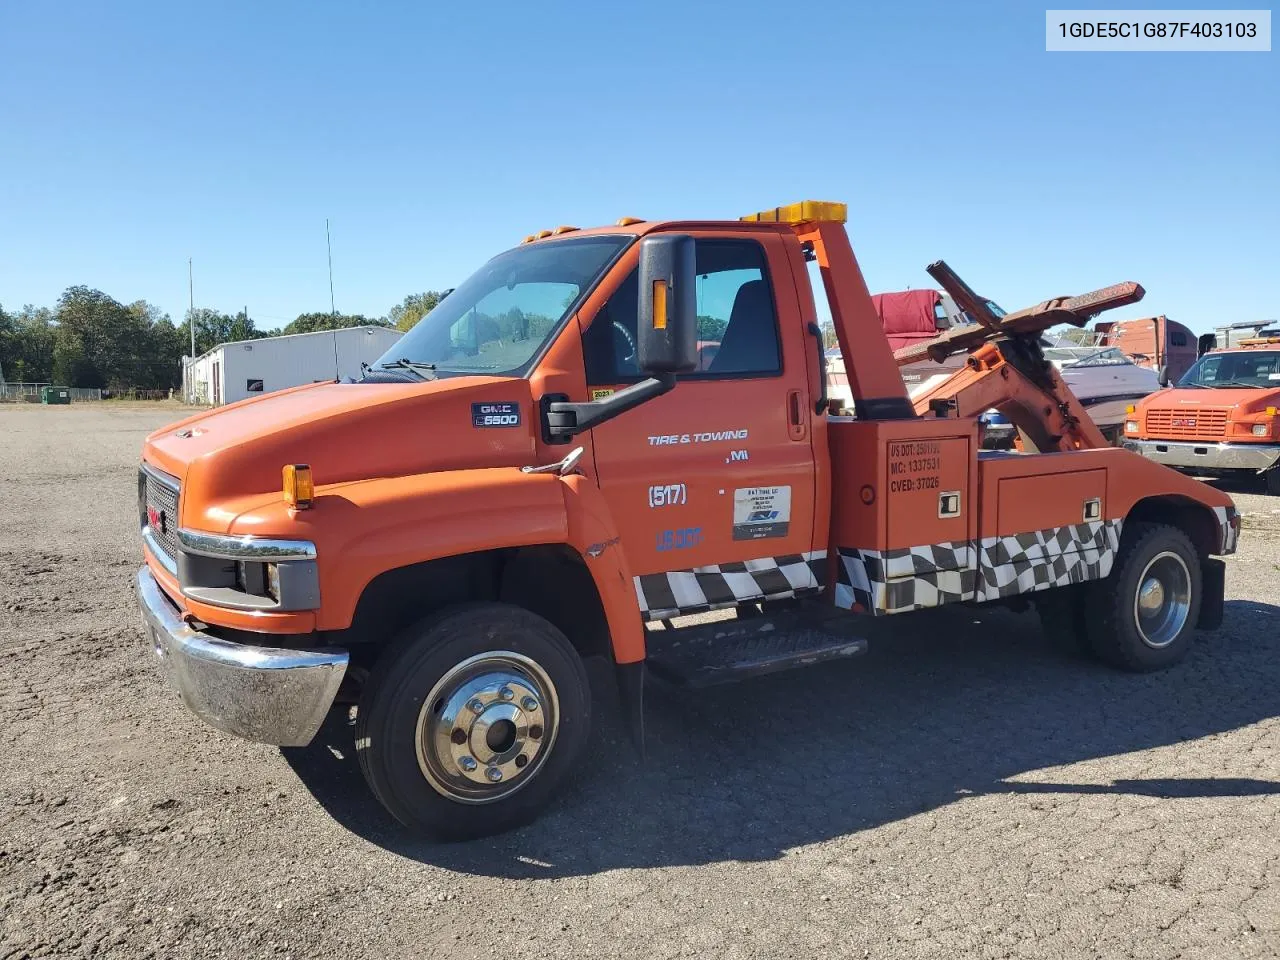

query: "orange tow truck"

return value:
[136, 201, 1239, 839]
[1124, 336, 1280, 495]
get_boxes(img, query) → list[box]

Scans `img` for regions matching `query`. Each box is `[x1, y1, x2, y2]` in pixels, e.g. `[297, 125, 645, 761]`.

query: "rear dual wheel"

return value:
[1036, 522, 1201, 671]
[355, 603, 591, 841]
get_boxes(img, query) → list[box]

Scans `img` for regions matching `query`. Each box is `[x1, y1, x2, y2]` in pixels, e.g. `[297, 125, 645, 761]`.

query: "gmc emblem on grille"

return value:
[146, 505, 166, 534]
[1173, 418, 1197, 428]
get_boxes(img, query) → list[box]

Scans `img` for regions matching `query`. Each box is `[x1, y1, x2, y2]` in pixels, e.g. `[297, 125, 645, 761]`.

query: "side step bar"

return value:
[645, 610, 868, 688]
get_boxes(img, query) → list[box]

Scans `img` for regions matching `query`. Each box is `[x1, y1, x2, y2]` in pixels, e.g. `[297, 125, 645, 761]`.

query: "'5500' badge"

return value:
[472, 403, 521, 428]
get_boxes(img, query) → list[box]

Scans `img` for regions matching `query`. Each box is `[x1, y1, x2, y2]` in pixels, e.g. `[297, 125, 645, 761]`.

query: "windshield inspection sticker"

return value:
[733, 486, 791, 541]
[472, 402, 520, 428]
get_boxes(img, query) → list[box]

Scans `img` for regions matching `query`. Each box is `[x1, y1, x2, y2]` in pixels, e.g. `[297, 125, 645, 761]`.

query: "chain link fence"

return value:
[0, 383, 104, 402]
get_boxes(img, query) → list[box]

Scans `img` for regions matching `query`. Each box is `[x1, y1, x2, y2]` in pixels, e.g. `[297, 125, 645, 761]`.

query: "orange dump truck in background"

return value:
[135, 201, 1239, 839]
[1124, 337, 1280, 494]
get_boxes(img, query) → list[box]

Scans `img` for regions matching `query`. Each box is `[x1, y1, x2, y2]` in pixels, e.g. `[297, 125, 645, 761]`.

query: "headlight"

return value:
[1125, 420, 1139, 433]
[1252, 423, 1270, 437]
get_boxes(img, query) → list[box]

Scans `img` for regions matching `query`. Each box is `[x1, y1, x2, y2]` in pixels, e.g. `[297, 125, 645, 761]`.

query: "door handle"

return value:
[787, 389, 806, 440]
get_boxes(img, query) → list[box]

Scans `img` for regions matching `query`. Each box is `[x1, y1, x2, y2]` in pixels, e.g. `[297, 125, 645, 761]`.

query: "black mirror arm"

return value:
[544, 374, 677, 440]
[807, 322, 830, 414]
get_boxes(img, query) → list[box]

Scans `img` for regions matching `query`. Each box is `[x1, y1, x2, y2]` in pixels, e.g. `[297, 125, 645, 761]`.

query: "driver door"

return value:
[581, 234, 822, 620]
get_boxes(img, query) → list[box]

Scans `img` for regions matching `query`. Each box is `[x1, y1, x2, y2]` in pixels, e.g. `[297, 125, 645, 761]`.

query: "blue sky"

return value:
[1, 1, 1275, 335]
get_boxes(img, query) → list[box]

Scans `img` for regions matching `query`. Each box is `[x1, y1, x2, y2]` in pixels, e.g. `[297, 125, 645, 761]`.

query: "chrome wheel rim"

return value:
[1132, 551, 1192, 649]
[415, 651, 559, 804]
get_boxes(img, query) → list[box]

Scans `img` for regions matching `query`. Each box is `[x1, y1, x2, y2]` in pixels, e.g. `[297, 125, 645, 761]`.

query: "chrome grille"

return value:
[139, 465, 181, 566]
[1143, 407, 1229, 441]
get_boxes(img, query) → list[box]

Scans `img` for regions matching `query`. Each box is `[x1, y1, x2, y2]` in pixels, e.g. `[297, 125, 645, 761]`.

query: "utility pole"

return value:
[188, 258, 196, 403]
[326, 218, 336, 317]
[188, 258, 195, 356]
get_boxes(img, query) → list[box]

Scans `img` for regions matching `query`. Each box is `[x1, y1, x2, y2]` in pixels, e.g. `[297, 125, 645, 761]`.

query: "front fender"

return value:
[559, 474, 645, 664]
[228, 468, 646, 662]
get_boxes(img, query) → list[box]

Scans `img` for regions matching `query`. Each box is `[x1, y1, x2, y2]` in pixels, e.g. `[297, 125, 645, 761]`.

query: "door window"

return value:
[584, 239, 782, 383]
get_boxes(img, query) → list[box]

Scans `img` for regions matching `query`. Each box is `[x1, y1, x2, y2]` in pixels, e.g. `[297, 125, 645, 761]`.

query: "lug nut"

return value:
[450, 728, 467, 745]
[515, 754, 528, 769]
[521, 696, 538, 711]
[469, 699, 484, 714]
[459, 756, 477, 772]
[499, 686, 514, 701]
[529, 724, 544, 740]
[486, 767, 503, 782]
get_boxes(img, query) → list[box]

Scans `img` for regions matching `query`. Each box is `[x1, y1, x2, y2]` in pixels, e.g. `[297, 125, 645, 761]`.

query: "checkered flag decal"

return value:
[975, 520, 1122, 601]
[835, 520, 1124, 616]
[835, 541, 976, 616]
[634, 551, 827, 621]
[1212, 505, 1239, 555]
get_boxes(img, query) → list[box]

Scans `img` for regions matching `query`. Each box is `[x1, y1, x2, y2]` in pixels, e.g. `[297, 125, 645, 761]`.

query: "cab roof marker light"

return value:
[552, 225, 580, 235]
[741, 200, 848, 225]
[616, 216, 644, 226]
[521, 234, 536, 244]
[535, 229, 553, 239]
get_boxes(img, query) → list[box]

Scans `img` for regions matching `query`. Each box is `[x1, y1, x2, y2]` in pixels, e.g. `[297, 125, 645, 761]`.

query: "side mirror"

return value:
[1157, 365, 1170, 387]
[637, 235, 698, 375]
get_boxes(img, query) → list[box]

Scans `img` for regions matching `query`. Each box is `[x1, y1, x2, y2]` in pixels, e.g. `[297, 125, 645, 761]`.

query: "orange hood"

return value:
[1141, 385, 1280, 413]
[143, 377, 538, 528]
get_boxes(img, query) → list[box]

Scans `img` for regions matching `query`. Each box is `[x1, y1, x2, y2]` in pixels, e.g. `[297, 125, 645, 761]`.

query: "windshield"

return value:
[1178, 350, 1280, 388]
[376, 235, 630, 377]
[1043, 346, 1134, 368]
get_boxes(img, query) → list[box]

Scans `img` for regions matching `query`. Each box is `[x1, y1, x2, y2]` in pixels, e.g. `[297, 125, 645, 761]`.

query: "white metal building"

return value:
[184, 325, 403, 406]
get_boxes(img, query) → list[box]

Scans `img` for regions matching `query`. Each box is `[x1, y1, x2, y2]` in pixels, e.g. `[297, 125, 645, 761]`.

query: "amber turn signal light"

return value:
[652, 280, 668, 330]
[283, 464, 314, 510]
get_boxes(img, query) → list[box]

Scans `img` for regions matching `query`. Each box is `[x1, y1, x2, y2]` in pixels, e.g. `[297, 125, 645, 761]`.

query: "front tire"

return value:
[355, 603, 591, 840]
[1265, 466, 1280, 496]
[1087, 523, 1201, 672]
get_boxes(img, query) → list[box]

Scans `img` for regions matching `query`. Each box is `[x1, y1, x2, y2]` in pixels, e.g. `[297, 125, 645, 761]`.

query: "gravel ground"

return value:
[2, 403, 1278, 960]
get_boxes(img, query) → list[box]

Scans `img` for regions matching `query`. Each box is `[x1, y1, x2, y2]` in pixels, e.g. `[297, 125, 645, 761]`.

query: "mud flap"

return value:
[615, 661, 645, 760]
[1197, 557, 1225, 630]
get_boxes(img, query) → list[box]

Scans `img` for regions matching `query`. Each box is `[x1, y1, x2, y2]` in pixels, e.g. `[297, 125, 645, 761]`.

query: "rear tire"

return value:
[1086, 522, 1201, 672]
[355, 602, 591, 841]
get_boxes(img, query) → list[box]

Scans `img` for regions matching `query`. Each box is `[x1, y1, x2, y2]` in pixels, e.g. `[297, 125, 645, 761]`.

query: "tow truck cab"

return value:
[136, 201, 1239, 839]
[1124, 337, 1280, 494]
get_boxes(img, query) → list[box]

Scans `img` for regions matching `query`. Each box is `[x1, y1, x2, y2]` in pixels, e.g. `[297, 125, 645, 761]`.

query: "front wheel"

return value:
[1086, 522, 1201, 671]
[1265, 466, 1280, 496]
[355, 603, 591, 840]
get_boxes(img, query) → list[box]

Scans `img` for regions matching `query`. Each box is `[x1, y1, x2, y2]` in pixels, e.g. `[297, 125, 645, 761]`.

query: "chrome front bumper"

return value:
[1123, 439, 1280, 473]
[136, 566, 347, 746]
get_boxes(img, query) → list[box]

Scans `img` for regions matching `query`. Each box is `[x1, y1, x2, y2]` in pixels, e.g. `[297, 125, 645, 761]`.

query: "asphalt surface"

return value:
[2, 403, 1278, 959]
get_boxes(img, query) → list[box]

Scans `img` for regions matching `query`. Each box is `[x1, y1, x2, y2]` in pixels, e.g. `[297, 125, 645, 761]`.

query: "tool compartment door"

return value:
[881, 435, 976, 609]
[977, 467, 1115, 601]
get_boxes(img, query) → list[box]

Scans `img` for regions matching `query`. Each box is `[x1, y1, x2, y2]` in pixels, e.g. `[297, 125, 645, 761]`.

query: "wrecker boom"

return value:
[898, 261, 1147, 453]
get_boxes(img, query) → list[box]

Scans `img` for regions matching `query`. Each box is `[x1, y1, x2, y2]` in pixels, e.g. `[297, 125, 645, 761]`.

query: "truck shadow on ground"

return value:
[282, 598, 1280, 878]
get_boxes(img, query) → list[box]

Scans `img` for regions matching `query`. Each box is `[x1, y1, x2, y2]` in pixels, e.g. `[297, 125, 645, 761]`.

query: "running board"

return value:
[645, 612, 868, 688]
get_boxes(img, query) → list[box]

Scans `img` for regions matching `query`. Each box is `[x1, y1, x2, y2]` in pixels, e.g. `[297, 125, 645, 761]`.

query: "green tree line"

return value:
[0, 287, 449, 390]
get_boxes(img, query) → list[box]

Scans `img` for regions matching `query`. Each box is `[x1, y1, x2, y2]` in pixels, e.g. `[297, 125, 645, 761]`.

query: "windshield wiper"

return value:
[379, 358, 438, 381]
[1206, 379, 1257, 389]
